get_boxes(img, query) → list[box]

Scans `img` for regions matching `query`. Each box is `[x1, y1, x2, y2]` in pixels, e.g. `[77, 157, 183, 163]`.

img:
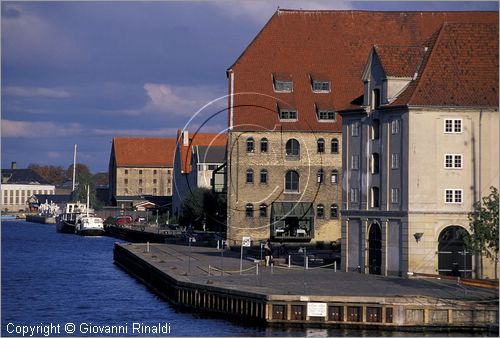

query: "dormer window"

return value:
[273, 73, 293, 92]
[317, 110, 336, 121]
[312, 80, 330, 92]
[279, 109, 297, 121]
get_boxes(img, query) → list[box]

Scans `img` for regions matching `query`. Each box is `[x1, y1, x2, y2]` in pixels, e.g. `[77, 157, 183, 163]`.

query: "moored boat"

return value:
[56, 202, 87, 234]
[75, 215, 105, 236]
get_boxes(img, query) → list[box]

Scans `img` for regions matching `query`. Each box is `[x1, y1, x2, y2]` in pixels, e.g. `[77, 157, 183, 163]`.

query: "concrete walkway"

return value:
[119, 242, 498, 303]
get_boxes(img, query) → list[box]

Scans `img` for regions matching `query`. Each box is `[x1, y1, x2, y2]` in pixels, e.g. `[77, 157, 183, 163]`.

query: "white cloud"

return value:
[4, 86, 70, 98]
[1, 119, 82, 138]
[212, 0, 354, 24]
[121, 83, 226, 117]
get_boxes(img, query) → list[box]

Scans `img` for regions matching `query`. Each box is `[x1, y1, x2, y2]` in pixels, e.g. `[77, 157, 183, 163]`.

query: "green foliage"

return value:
[179, 187, 226, 231]
[464, 186, 499, 260]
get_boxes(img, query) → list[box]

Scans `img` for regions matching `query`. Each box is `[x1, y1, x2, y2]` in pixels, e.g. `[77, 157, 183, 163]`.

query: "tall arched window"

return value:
[285, 170, 299, 192]
[246, 169, 254, 184]
[246, 137, 254, 153]
[260, 138, 268, 153]
[317, 138, 325, 153]
[245, 204, 254, 218]
[331, 169, 338, 184]
[373, 89, 381, 109]
[372, 119, 380, 140]
[260, 169, 268, 184]
[285, 139, 300, 158]
[330, 204, 338, 218]
[331, 138, 339, 153]
[371, 187, 380, 208]
[317, 169, 324, 183]
[371, 153, 380, 174]
[259, 203, 268, 217]
[316, 204, 325, 218]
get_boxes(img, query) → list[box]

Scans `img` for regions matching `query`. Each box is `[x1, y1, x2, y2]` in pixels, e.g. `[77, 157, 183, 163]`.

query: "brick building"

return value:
[340, 22, 498, 278]
[226, 9, 497, 246]
[108, 137, 176, 207]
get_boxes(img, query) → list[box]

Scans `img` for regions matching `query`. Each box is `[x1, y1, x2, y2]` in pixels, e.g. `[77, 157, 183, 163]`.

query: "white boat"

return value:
[75, 215, 105, 236]
[56, 202, 88, 233]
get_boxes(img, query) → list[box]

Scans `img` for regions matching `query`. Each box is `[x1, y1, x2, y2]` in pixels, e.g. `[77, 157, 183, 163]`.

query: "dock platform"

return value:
[114, 242, 498, 332]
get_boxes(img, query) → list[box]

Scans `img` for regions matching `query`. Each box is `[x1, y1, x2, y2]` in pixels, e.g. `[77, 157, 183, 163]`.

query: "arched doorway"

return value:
[438, 226, 472, 278]
[368, 223, 382, 274]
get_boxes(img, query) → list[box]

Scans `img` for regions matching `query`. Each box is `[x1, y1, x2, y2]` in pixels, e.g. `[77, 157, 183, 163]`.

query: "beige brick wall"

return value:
[116, 167, 173, 196]
[227, 130, 342, 245]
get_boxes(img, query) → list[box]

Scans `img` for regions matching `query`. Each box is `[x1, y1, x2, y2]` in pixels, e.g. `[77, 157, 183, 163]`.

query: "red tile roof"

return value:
[374, 46, 427, 78]
[392, 22, 499, 107]
[176, 130, 227, 174]
[112, 137, 176, 167]
[229, 9, 498, 132]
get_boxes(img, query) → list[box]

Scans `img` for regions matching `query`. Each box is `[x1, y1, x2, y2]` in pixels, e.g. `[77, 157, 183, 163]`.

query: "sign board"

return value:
[307, 302, 327, 317]
[242, 236, 251, 247]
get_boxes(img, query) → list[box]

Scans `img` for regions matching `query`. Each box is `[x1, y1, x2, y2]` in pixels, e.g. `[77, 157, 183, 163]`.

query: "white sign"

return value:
[242, 236, 251, 247]
[307, 302, 327, 317]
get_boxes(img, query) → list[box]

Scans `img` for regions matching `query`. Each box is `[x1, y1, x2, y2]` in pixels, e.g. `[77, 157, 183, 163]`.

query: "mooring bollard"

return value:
[256, 263, 259, 275]
[146, 241, 150, 253]
[305, 256, 309, 270]
[288, 255, 291, 268]
[334, 261, 337, 272]
[216, 240, 219, 250]
[208, 265, 211, 276]
[271, 262, 274, 274]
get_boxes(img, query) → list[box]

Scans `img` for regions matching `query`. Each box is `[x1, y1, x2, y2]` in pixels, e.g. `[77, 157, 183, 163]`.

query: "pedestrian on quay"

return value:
[264, 239, 273, 266]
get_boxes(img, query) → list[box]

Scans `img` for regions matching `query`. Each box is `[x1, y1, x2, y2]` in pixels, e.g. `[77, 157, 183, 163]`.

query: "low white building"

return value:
[1, 162, 55, 212]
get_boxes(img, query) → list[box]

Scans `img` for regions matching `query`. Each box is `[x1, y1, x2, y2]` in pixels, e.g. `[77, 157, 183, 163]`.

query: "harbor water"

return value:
[1, 221, 491, 337]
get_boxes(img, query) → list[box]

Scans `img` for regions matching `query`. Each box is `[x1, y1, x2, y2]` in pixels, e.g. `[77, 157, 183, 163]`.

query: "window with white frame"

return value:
[351, 155, 359, 170]
[317, 110, 336, 121]
[444, 119, 462, 133]
[350, 188, 359, 203]
[391, 119, 400, 134]
[279, 109, 298, 121]
[444, 154, 463, 169]
[391, 188, 400, 204]
[274, 80, 293, 92]
[445, 189, 463, 204]
[312, 80, 330, 92]
[351, 122, 360, 137]
[391, 153, 399, 169]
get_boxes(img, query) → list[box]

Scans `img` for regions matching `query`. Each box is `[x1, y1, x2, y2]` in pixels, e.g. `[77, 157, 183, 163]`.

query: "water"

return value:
[1, 221, 492, 337]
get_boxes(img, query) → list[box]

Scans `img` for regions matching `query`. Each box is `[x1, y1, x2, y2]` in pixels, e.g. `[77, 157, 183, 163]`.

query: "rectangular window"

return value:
[153, 170, 157, 175]
[124, 169, 128, 175]
[3, 196, 7, 205]
[317, 110, 336, 121]
[351, 122, 360, 137]
[350, 188, 359, 203]
[391, 120, 400, 134]
[444, 154, 462, 169]
[279, 109, 297, 120]
[153, 179, 157, 184]
[391, 153, 399, 169]
[138, 188, 143, 194]
[444, 119, 463, 133]
[139, 179, 143, 185]
[312, 80, 330, 92]
[139, 170, 143, 175]
[445, 189, 463, 204]
[391, 188, 400, 204]
[153, 188, 157, 194]
[274, 80, 293, 92]
[351, 155, 359, 170]
[124, 179, 128, 184]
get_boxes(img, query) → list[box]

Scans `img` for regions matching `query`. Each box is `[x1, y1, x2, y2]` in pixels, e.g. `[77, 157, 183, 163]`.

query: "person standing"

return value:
[264, 240, 273, 266]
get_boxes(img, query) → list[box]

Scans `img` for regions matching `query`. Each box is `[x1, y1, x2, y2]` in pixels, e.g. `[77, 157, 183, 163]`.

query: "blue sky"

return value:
[2, 1, 498, 173]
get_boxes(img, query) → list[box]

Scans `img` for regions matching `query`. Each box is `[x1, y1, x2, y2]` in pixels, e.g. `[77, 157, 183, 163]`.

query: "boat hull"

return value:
[77, 229, 105, 236]
[56, 220, 76, 234]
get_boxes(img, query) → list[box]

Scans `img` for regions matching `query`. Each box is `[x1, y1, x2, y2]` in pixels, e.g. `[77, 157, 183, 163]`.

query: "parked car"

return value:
[115, 215, 133, 226]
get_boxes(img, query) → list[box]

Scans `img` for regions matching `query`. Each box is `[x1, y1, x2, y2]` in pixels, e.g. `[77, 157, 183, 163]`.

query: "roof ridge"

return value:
[277, 8, 498, 14]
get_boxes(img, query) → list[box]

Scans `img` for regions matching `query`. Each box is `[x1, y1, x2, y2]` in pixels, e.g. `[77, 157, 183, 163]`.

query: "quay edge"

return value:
[113, 243, 499, 333]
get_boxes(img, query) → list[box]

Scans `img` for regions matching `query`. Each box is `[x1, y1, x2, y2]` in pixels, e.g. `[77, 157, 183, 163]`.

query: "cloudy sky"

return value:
[2, 1, 498, 173]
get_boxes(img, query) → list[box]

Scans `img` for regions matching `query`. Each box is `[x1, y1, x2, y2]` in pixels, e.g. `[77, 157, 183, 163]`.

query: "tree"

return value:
[28, 164, 66, 186]
[68, 163, 100, 210]
[66, 163, 91, 182]
[179, 187, 226, 232]
[464, 186, 499, 279]
[93, 172, 109, 187]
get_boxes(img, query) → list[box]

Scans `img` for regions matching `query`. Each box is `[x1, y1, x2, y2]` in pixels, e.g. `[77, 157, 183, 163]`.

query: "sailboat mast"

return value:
[86, 185, 89, 217]
[72, 144, 77, 192]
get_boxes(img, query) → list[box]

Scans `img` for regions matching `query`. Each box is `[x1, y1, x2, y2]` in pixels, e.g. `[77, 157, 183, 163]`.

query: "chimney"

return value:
[11, 161, 17, 170]
[183, 131, 189, 146]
